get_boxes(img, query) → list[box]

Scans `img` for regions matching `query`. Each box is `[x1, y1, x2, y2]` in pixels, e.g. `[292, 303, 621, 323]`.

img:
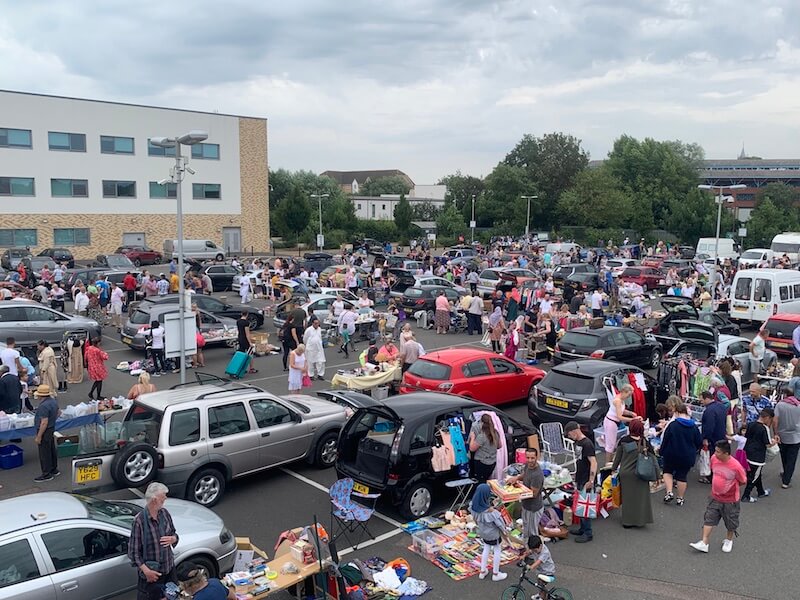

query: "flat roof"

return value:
[0, 89, 267, 121]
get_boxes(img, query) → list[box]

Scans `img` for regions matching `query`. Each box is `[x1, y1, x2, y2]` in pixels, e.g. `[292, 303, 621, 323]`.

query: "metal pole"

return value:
[318, 194, 323, 250]
[525, 197, 531, 238]
[470, 194, 476, 243]
[175, 141, 187, 385]
[711, 187, 723, 293]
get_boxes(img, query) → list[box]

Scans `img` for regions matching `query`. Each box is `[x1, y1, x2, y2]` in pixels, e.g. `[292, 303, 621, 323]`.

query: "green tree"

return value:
[747, 198, 799, 248]
[436, 204, 466, 238]
[394, 194, 413, 235]
[757, 182, 799, 212]
[276, 185, 311, 239]
[556, 167, 633, 228]
[437, 171, 485, 217]
[482, 163, 534, 231]
[665, 188, 735, 246]
[357, 175, 412, 196]
[411, 200, 440, 220]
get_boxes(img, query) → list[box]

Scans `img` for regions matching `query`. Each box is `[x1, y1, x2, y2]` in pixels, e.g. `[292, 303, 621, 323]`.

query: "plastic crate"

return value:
[57, 441, 80, 458]
[0, 444, 23, 469]
[593, 424, 629, 450]
[411, 530, 445, 558]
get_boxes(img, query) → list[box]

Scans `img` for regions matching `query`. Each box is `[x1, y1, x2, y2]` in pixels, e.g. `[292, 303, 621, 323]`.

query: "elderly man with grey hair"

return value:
[128, 482, 179, 600]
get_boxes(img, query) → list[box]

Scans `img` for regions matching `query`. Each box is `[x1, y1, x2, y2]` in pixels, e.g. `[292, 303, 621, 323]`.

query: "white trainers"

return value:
[722, 539, 733, 553]
[478, 570, 488, 580]
[689, 540, 709, 553]
[492, 572, 508, 582]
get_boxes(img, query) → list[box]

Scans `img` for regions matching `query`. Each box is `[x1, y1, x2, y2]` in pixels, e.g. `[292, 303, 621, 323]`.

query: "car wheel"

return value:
[187, 468, 226, 507]
[133, 258, 141, 267]
[247, 314, 260, 330]
[185, 554, 218, 579]
[528, 385, 537, 404]
[401, 481, 433, 519]
[314, 431, 339, 468]
[110, 442, 158, 488]
[649, 348, 662, 369]
[216, 253, 224, 261]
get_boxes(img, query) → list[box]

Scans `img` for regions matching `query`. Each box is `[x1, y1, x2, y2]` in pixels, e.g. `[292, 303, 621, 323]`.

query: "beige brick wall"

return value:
[0, 117, 269, 260]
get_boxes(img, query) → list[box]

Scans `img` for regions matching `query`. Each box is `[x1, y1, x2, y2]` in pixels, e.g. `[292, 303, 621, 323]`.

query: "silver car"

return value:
[0, 491, 236, 600]
[120, 304, 236, 351]
[0, 300, 101, 346]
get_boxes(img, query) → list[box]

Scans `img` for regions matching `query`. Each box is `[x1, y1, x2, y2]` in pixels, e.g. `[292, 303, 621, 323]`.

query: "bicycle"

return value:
[501, 558, 572, 600]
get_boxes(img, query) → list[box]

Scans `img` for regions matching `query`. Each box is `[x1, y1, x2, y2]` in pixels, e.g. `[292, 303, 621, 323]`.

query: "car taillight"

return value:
[416, 299, 425, 305]
[437, 382, 453, 392]
[589, 349, 605, 358]
[390, 425, 404, 461]
[387, 472, 400, 483]
[774, 304, 778, 315]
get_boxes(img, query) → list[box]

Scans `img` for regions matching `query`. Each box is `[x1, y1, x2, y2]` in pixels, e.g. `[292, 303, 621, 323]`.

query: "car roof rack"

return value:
[169, 372, 264, 397]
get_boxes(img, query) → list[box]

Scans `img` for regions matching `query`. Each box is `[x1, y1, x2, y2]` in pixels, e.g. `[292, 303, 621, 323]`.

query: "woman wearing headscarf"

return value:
[488, 307, 505, 354]
[611, 418, 659, 528]
[503, 321, 520, 361]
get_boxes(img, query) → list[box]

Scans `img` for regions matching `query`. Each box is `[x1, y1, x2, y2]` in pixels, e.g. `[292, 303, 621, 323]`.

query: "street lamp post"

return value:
[697, 183, 746, 292]
[470, 194, 476, 244]
[310, 193, 329, 250]
[151, 131, 209, 384]
[520, 194, 538, 238]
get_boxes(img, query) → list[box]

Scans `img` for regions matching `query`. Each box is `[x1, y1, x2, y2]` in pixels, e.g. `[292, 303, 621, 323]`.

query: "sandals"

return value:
[676, 497, 685, 506]
[663, 492, 674, 503]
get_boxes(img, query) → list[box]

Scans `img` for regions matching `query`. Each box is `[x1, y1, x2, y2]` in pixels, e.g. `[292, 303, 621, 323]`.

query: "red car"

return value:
[641, 255, 667, 268]
[114, 245, 163, 267]
[399, 348, 545, 406]
[618, 266, 663, 292]
[761, 313, 800, 356]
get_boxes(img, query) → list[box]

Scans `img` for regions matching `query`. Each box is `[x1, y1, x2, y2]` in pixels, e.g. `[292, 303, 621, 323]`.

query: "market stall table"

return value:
[331, 365, 401, 391]
[0, 413, 102, 440]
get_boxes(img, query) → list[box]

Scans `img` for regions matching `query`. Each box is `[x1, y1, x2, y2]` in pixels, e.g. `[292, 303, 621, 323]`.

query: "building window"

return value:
[147, 139, 176, 157]
[0, 229, 37, 246]
[190, 143, 220, 160]
[192, 183, 221, 199]
[371, 205, 375, 218]
[149, 181, 177, 198]
[51, 179, 88, 197]
[100, 135, 134, 154]
[102, 180, 136, 198]
[357, 203, 362, 210]
[0, 177, 35, 196]
[382, 204, 386, 210]
[0, 128, 32, 148]
[53, 228, 90, 246]
[48, 132, 86, 152]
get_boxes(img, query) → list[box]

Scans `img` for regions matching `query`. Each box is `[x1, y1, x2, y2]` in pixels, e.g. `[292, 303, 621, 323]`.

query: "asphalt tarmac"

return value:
[0, 293, 788, 599]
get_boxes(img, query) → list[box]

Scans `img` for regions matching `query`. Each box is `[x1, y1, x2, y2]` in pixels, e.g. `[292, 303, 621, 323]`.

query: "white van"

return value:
[738, 248, 773, 267]
[163, 239, 226, 261]
[730, 268, 800, 323]
[696, 238, 739, 261]
[770, 232, 800, 264]
[545, 242, 581, 255]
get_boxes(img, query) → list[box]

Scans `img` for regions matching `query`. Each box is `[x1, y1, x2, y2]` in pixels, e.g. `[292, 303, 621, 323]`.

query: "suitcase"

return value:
[225, 350, 252, 379]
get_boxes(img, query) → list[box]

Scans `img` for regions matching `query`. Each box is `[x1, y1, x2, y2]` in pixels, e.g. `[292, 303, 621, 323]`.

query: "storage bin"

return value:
[593, 424, 629, 450]
[57, 441, 80, 458]
[372, 386, 389, 401]
[411, 530, 445, 558]
[0, 444, 23, 469]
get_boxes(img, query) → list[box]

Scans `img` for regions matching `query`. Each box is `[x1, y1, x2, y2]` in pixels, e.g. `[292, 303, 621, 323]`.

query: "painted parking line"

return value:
[127, 487, 145, 498]
[337, 527, 404, 557]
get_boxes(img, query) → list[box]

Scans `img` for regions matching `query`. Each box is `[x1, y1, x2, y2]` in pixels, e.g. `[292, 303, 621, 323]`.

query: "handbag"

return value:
[572, 490, 600, 519]
[765, 424, 779, 462]
[635, 441, 659, 482]
[302, 374, 312, 388]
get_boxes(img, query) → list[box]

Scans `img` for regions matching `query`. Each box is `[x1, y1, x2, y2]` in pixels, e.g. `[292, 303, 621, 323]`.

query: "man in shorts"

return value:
[690, 440, 747, 554]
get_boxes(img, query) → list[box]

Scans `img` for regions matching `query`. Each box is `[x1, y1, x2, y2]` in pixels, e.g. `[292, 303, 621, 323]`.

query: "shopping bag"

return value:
[635, 446, 659, 482]
[302, 374, 313, 388]
[572, 490, 600, 519]
[611, 474, 621, 507]
[697, 448, 711, 477]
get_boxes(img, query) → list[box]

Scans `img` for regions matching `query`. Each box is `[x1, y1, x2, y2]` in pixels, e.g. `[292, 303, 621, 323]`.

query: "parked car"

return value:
[121, 305, 237, 350]
[640, 255, 668, 269]
[564, 272, 602, 293]
[72, 382, 348, 507]
[399, 348, 545, 405]
[336, 392, 535, 518]
[655, 297, 740, 337]
[761, 313, 800, 356]
[63, 267, 108, 298]
[618, 266, 663, 292]
[36, 247, 75, 268]
[0, 281, 33, 300]
[387, 268, 418, 297]
[738, 248, 774, 267]
[660, 259, 695, 279]
[91, 253, 135, 270]
[0, 491, 237, 600]
[201, 264, 241, 291]
[529, 359, 658, 431]
[300, 252, 336, 275]
[0, 247, 32, 270]
[552, 264, 597, 288]
[142, 294, 264, 330]
[606, 259, 638, 276]
[399, 286, 461, 321]
[554, 326, 662, 369]
[272, 294, 356, 328]
[442, 245, 477, 259]
[0, 299, 101, 347]
[316, 389, 382, 411]
[413, 276, 467, 295]
[114, 245, 163, 266]
[19, 257, 55, 282]
[677, 245, 696, 259]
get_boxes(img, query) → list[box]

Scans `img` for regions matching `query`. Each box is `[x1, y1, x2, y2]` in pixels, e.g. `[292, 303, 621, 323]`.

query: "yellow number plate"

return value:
[545, 397, 569, 409]
[75, 464, 100, 483]
[352, 482, 369, 494]
[121, 336, 133, 344]
[733, 306, 747, 311]
[772, 342, 789, 349]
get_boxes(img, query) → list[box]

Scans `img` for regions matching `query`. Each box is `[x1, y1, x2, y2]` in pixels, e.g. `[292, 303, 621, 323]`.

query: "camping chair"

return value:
[329, 478, 380, 550]
[539, 422, 578, 475]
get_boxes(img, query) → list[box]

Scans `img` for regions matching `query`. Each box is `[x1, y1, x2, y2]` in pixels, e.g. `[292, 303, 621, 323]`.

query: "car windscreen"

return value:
[621, 268, 641, 276]
[740, 251, 763, 260]
[559, 332, 600, 350]
[76, 495, 139, 527]
[403, 288, 424, 298]
[407, 359, 451, 380]
[106, 256, 132, 267]
[541, 371, 596, 395]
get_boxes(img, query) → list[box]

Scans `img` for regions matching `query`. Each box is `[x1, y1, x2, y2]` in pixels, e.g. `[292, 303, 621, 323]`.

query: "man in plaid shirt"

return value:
[128, 482, 179, 600]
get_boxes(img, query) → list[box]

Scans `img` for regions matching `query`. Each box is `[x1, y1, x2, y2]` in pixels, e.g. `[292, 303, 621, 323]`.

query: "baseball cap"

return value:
[564, 421, 580, 434]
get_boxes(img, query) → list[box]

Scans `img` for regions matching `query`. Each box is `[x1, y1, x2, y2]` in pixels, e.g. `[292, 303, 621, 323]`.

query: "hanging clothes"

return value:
[448, 424, 469, 465]
[67, 339, 84, 384]
[438, 429, 456, 470]
[627, 372, 646, 417]
[474, 410, 508, 480]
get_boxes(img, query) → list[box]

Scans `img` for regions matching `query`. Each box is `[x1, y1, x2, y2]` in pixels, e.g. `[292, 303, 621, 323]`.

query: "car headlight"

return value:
[219, 527, 233, 545]
[580, 397, 599, 410]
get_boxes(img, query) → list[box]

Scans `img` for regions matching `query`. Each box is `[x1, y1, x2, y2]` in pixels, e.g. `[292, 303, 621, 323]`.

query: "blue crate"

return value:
[0, 444, 23, 469]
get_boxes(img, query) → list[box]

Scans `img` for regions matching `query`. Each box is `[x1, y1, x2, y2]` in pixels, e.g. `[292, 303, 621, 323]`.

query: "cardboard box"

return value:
[233, 537, 259, 572]
[289, 541, 315, 564]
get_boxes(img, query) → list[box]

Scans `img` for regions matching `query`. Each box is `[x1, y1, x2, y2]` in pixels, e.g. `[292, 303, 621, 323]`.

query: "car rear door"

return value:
[248, 397, 311, 466]
[622, 329, 650, 367]
[0, 535, 55, 600]
[207, 401, 262, 476]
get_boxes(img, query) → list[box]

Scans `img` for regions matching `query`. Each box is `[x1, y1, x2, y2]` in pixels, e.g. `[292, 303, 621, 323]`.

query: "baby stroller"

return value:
[449, 310, 468, 334]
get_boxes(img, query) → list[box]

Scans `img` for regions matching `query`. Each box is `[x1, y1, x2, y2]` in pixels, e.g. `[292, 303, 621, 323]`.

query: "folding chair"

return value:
[329, 478, 380, 550]
[539, 422, 578, 475]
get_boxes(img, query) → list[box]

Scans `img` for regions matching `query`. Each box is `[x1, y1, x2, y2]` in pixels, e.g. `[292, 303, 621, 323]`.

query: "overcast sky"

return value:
[2, 1, 799, 183]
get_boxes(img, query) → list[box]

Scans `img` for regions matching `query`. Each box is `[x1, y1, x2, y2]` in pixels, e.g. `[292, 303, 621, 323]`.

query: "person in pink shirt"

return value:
[434, 290, 450, 334]
[690, 440, 747, 554]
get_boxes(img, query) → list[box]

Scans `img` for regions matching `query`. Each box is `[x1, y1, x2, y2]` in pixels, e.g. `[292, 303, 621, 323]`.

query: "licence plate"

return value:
[75, 464, 100, 484]
[545, 397, 569, 409]
[733, 306, 747, 312]
[121, 335, 133, 344]
[352, 482, 369, 494]
[772, 341, 789, 349]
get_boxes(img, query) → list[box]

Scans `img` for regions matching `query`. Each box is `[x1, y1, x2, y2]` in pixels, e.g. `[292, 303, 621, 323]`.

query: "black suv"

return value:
[143, 294, 264, 329]
[552, 263, 596, 287]
[38, 247, 75, 268]
[554, 326, 662, 369]
[528, 359, 659, 432]
[336, 393, 534, 519]
[399, 285, 461, 321]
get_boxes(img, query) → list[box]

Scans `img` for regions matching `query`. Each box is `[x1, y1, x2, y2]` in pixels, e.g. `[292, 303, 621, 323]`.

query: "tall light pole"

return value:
[151, 131, 209, 384]
[697, 183, 746, 292]
[521, 194, 538, 237]
[470, 194, 476, 244]
[310, 193, 329, 250]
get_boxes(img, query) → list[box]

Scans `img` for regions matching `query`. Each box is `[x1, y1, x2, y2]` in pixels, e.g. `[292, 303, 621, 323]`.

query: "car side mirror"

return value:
[292, 411, 302, 423]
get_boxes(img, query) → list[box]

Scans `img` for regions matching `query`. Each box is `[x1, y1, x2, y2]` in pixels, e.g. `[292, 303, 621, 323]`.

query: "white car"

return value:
[272, 294, 358, 328]
[606, 259, 637, 276]
[414, 276, 467, 294]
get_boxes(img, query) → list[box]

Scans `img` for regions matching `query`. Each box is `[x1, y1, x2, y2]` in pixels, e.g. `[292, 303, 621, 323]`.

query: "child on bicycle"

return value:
[524, 535, 556, 599]
[470, 483, 509, 582]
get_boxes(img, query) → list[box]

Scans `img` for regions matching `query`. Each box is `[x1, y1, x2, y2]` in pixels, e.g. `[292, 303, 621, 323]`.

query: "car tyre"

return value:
[133, 258, 141, 267]
[314, 431, 339, 468]
[247, 314, 260, 330]
[110, 442, 158, 488]
[187, 468, 226, 507]
[649, 348, 662, 369]
[216, 253, 224, 261]
[185, 554, 219, 579]
[400, 480, 433, 520]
